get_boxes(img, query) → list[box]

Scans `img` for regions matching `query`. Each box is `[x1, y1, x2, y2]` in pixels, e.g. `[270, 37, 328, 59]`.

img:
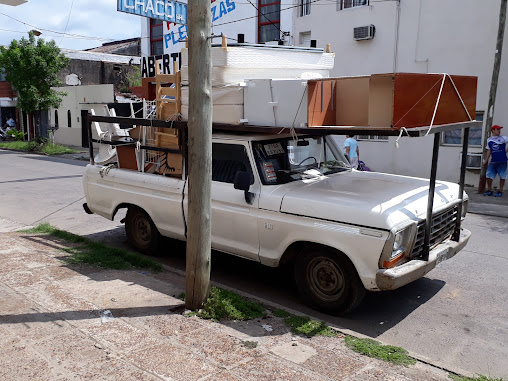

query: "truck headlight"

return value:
[379, 224, 416, 269]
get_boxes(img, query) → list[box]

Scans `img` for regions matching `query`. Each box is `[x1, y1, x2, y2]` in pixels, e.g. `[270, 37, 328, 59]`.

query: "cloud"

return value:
[0, 0, 141, 50]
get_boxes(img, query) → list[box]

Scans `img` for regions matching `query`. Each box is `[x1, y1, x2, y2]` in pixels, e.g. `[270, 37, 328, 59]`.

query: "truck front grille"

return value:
[410, 205, 458, 259]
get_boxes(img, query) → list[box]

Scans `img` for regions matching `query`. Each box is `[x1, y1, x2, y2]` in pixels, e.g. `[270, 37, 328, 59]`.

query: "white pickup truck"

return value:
[83, 131, 471, 314]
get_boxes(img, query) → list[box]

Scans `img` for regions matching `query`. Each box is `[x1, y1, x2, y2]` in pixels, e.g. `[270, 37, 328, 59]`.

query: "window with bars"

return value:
[357, 135, 389, 141]
[337, 0, 368, 11]
[150, 18, 164, 56]
[442, 112, 483, 147]
[258, 0, 281, 43]
[299, 0, 311, 16]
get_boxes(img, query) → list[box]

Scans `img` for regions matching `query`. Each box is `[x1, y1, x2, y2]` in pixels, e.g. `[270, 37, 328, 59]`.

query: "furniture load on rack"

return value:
[242, 73, 477, 129]
[307, 73, 477, 128]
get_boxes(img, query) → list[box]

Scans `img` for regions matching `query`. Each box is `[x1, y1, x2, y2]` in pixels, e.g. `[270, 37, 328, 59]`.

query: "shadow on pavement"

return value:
[15, 232, 445, 340]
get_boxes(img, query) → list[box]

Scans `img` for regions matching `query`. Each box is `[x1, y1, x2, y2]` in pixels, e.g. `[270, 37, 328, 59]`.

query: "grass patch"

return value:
[449, 374, 504, 381]
[22, 223, 161, 271]
[272, 308, 291, 318]
[241, 340, 258, 349]
[284, 314, 339, 337]
[187, 287, 266, 321]
[0, 141, 78, 155]
[272, 308, 338, 337]
[0, 141, 32, 150]
[40, 143, 78, 155]
[345, 335, 416, 367]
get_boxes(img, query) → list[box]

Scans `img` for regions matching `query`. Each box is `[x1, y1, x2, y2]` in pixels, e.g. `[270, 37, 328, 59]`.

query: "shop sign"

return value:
[117, 0, 187, 25]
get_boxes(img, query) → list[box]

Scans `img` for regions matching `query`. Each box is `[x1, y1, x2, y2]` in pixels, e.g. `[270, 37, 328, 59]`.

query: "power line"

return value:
[0, 11, 115, 42]
[59, 0, 76, 46]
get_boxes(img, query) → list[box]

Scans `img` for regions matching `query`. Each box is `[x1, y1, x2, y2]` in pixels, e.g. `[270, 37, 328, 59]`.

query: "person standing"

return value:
[344, 135, 360, 169]
[5, 117, 15, 128]
[483, 125, 508, 197]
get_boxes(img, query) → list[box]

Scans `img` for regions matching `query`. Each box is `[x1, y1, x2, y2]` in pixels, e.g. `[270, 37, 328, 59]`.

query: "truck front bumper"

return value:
[376, 228, 471, 290]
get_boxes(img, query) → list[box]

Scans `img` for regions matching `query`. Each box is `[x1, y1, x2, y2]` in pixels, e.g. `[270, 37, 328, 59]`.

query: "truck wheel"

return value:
[125, 206, 160, 255]
[294, 246, 365, 315]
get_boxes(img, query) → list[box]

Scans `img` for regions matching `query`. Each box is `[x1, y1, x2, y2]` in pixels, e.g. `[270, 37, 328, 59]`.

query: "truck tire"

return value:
[294, 246, 365, 315]
[125, 206, 160, 255]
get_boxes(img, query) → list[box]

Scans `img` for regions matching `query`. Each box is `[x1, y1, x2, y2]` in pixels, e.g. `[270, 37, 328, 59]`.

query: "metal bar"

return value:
[82, 110, 94, 165]
[453, 127, 469, 241]
[423, 132, 441, 260]
[88, 115, 187, 130]
[90, 139, 183, 154]
[87, 114, 480, 137]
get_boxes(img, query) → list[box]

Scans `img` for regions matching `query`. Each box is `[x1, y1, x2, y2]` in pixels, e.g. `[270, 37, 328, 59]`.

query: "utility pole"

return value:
[479, 0, 507, 193]
[185, 0, 213, 309]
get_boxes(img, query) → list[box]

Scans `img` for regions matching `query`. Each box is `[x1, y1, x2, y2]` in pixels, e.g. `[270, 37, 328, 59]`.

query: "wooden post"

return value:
[185, 0, 213, 310]
[479, 0, 506, 193]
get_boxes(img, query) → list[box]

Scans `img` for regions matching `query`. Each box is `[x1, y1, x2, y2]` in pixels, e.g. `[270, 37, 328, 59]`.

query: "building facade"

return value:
[140, 0, 294, 71]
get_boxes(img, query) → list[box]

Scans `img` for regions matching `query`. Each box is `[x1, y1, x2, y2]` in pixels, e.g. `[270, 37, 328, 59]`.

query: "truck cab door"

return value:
[209, 142, 260, 261]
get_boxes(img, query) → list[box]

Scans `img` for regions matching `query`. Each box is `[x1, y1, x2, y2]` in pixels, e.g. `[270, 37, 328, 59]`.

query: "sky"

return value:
[0, 0, 142, 51]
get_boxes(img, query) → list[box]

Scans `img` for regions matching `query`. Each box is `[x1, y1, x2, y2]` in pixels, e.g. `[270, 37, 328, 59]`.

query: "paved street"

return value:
[0, 149, 507, 379]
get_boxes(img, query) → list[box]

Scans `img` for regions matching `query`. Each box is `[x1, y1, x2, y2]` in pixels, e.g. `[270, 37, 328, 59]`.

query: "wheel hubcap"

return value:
[307, 258, 345, 302]
[135, 216, 151, 243]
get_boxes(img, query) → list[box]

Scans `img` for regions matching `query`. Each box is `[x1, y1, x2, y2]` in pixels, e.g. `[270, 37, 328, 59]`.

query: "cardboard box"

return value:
[157, 152, 182, 176]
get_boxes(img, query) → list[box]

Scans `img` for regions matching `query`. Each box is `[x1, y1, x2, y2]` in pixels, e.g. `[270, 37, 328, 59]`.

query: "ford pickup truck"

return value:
[83, 132, 471, 314]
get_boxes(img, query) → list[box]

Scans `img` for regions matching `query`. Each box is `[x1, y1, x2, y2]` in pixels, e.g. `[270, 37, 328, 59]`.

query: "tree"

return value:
[0, 31, 70, 114]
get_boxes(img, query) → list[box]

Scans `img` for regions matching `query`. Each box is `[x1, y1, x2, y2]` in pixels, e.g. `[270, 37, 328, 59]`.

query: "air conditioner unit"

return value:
[465, 153, 482, 170]
[354, 25, 376, 41]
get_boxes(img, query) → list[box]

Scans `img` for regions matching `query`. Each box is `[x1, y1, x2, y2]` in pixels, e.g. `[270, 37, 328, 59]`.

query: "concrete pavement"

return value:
[0, 230, 455, 381]
[466, 186, 508, 219]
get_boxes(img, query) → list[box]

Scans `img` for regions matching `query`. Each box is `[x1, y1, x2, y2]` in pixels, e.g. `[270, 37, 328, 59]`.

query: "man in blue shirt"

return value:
[344, 135, 359, 170]
[483, 125, 508, 197]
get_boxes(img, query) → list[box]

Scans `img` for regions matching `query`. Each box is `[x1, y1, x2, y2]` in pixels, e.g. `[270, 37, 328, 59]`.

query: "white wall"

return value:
[293, 2, 397, 75]
[50, 85, 114, 147]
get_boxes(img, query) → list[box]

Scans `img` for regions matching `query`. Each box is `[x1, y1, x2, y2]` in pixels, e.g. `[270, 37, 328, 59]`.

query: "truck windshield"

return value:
[252, 135, 351, 185]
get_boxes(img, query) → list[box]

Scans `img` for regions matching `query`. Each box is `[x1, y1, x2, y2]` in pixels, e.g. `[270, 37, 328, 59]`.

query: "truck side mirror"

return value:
[234, 171, 255, 205]
[234, 171, 250, 191]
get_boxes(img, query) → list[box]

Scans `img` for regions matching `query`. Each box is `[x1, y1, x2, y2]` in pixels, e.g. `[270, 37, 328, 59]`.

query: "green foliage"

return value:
[241, 340, 258, 349]
[272, 309, 338, 337]
[0, 140, 77, 155]
[21, 223, 162, 271]
[7, 129, 25, 141]
[189, 287, 266, 321]
[126, 67, 142, 88]
[345, 336, 416, 367]
[40, 143, 77, 155]
[0, 141, 31, 150]
[283, 314, 339, 337]
[449, 374, 504, 381]
[272, 308, 291, 318]
[0, 31, 70, 113]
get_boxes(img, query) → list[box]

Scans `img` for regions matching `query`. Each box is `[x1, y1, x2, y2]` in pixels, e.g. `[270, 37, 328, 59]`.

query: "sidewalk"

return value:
[465, 186, 508, 219]
[0, 231, 455, 381]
